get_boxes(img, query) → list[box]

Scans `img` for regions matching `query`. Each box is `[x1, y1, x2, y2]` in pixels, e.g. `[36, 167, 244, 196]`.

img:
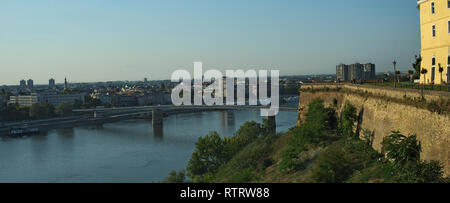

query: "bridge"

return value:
[73, 105, 299, 135]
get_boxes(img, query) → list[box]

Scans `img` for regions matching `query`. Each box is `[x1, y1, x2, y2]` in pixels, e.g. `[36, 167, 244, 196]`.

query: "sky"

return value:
[0, 0, 421, 85]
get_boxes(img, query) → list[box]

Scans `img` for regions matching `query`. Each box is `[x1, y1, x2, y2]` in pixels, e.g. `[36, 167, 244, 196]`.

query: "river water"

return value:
[0, 110, 297, 183]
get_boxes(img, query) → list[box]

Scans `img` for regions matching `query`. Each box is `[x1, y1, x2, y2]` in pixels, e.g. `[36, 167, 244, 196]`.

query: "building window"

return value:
[447, 56, 450, 82]
[432, 25, 436, 37]
[448, 21, 450, 33]
[448, 0, 450, 8]
[432, 57, 436, 82]
[431, 2, 435, 14]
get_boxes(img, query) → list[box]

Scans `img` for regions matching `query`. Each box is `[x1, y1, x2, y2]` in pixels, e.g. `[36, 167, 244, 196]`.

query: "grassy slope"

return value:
[213, 128, 326, 183]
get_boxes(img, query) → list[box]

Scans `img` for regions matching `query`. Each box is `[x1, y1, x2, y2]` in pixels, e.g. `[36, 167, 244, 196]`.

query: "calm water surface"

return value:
[0, 110, 297, 182]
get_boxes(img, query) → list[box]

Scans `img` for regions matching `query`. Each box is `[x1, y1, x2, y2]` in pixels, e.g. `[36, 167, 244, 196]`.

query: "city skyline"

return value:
[1, 0, 420, 85]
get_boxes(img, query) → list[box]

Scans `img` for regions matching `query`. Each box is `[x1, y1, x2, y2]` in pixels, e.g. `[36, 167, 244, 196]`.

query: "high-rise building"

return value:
[336, 64, 349, 81]
[49, 78, 56, 89]
[348, 63, 363, 81]
[336, 63, 376, 82]
[19, 80, 26, 88]
[362, 63, 376, 80]
[417, 0, 450, 84]
[27, 79, 34, 88]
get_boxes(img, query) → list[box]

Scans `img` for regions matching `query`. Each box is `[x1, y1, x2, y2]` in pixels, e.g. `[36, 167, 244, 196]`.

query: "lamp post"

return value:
[393, 60, 397, 88]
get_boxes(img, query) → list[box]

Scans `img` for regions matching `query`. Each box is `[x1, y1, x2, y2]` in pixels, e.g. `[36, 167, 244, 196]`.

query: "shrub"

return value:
[309, 138, 382, 183]
[163, 169, 186, 183]
[280, 99, 338, 171]
[339, 102, 357, 137]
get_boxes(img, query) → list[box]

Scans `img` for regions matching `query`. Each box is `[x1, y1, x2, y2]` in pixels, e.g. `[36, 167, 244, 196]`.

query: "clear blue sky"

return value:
[0, 0, 420, 85]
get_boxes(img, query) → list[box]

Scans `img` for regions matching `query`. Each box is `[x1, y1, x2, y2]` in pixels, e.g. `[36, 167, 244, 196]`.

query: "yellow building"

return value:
[418, 0, 450, 84]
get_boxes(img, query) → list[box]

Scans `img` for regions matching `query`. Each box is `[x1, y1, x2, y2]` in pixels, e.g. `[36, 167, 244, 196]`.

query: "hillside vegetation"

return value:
[164, 99, 448, 183]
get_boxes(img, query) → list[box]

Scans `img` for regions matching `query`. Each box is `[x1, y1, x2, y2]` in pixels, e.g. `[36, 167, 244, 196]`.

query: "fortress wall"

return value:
[298, 85, 450, 176]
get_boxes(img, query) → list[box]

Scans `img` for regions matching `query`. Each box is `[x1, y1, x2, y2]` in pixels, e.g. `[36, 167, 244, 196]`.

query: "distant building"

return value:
[348, 63, 363, 81]
[27, 79, 34, 89]
[42, 93, 85, 107]
[137, 93, 172, 106]
[117, 95, 137, 107]
[144, 78, 148, 83]
[362, 63, 376, 80]
[336, 63, 376, 82]
[0, 95, 6, 108]
[20, 80, 26, 88]
[8, 93, 85, 107]
[336, 64, 349, 81]
[49, 78, 56, 89]
[8, 93, 39, 106]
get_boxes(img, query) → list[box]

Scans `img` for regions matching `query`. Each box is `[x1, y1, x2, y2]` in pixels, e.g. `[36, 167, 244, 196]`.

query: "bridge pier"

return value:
[152, 109, 164, 137]
[264, 116, 276, 134]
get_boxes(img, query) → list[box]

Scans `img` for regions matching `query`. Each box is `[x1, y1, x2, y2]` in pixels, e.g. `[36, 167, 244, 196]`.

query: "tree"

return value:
[187, 132, 229, 182]
[163, 169, 186, 183]
[412, 55, 422, 79]
[339, 102, 357, 137]
[381, 131, 445, 183]
[29, 103, 55, 120]
[29, 103, 46, 120]
[421, 68, 428, 85]
[381, 131, 421, 165]
[55, 102, 73, 117]
[234, 121, 263, 150]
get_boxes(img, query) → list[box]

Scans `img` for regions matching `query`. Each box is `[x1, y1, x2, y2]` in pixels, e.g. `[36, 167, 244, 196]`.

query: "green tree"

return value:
[55, 102, 73, 117]
[381, 131, 445, 183]
[233, 121, 263, 151]
[29, 103, 55, 120]
[421, 68, 428, 84]
[339, 102, 357, 137]
[381, 131, 421, 165]
[29, 103, 46, 120]
[44, 103, 56, 118]
[412, 55, 422, 79]
[280, 99, 338, 171]
[163, 169, 186, 183]
[187, 132, 229, 182]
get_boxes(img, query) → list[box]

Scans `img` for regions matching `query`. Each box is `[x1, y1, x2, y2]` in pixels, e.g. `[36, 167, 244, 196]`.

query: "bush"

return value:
[381, 131, 421, 165]
[214, 134, 278, 182]
[187, 121, 266, 182]
[163, 169, 186, 183]
[339, 102, 357, 137]
[309, 138, 382, 183]
[280, 99, 338, 172]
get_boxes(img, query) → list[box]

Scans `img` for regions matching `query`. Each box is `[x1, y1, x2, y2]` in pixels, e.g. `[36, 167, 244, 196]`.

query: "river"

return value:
[0, 110, 298, 183]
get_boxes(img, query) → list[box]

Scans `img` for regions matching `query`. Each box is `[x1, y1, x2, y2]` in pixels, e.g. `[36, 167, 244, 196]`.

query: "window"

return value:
[432, 25, 436, 37]
[448, 0, 450, 8]
[431, 57, 436, 82]
[431, 2, 435, 14]
[448, 21, 450, 33]
[447, 56, 450, 82]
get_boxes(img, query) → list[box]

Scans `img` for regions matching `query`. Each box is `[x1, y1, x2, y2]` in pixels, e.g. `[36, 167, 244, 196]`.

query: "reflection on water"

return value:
[0, 110, 297, 183]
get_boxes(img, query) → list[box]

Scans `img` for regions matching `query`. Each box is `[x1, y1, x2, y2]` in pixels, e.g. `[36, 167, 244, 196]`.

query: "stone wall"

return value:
[298, 84, 450, 176]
